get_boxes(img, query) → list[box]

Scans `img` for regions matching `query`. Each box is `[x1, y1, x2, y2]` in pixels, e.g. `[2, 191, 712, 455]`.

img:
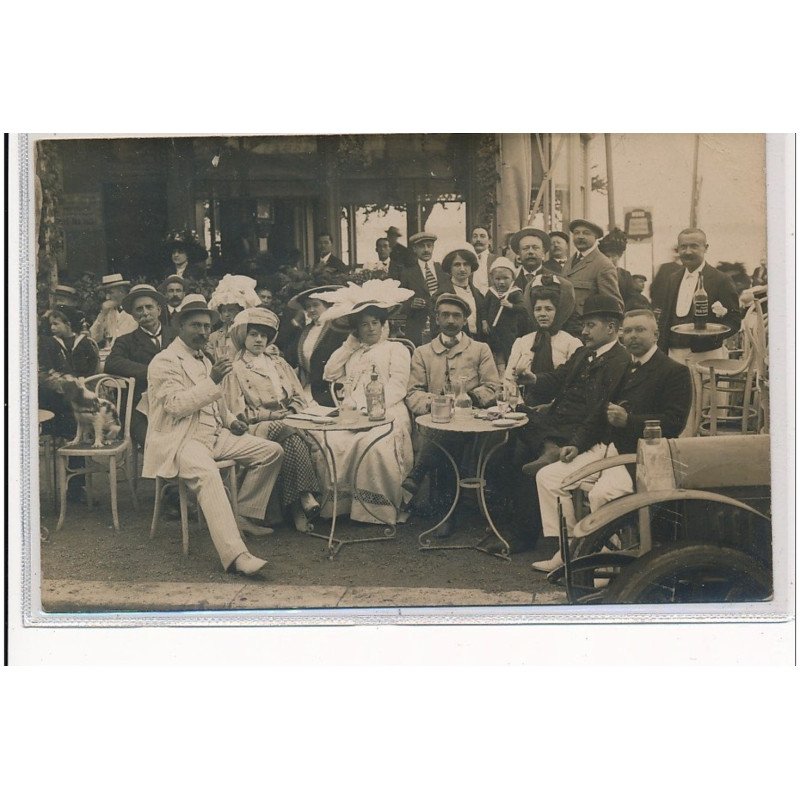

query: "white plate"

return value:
[491, 418, 518, 428]
[504, 412, 527, 420]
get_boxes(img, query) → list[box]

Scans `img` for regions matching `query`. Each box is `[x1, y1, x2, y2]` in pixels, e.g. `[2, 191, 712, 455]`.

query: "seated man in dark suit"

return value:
[490, 294, 630, 554]
[532, 308, 691, 570]
[104, 284, 174, 447]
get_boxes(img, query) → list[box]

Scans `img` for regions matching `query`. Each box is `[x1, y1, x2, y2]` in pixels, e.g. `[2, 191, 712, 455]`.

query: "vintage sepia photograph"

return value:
[22, 132, 782, 619]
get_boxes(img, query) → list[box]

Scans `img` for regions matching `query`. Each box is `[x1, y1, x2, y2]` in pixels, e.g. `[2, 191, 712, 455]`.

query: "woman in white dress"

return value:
[223, 307, 322, 532]
[312, 281, 415, 525]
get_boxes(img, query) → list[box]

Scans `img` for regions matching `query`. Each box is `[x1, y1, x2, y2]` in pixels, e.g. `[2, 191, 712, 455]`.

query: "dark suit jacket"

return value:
[650, 261, 683, 312]
[104, 325, 175, 404]
[398, 261, 453, 345]
[533, 341, 630, 452]
[388, 243, 415, 279]
[608, 348, 692, 456]
[484, 288, 533, 361]
[312, 254, 349, 283]
[657, 263, 741, 353]
[288, 322, 349, 406]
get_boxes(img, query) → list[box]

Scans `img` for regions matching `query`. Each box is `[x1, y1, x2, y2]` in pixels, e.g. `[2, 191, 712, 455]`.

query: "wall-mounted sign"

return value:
[61, 193, 103, 229]
[624, 206, 653, 241]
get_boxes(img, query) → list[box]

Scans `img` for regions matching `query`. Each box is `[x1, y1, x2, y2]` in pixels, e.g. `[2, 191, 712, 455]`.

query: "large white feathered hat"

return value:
[208, 274, 261, 311]
[312, 279, 414, 323]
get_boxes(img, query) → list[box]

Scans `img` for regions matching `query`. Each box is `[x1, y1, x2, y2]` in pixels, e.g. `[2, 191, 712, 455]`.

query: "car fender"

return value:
[573, 488, 770, 539]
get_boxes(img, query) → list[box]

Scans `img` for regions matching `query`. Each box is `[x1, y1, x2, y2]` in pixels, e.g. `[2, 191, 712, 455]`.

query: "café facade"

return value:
[35, 133, 594, 285]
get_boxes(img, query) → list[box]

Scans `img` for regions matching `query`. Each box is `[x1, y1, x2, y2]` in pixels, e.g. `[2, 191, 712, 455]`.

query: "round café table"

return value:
[415, 412, 527, 560]
[283, 413, 396, 558]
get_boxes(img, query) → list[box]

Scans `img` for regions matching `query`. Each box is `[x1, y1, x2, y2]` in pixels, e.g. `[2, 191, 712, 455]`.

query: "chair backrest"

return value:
[84, 374, 136, 442]
[389, 337, 416, 356]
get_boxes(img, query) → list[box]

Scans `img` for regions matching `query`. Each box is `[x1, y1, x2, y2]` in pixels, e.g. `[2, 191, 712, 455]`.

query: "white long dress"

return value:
[317, 334, 414, 524]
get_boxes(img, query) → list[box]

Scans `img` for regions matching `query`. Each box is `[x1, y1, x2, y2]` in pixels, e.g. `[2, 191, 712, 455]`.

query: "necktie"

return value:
[630, 360, 640, 372]
[194, 351, 205, 360]
[148, 334, 161, 349]
[424, 262, 438, 295]
[572, 252, 583, 268]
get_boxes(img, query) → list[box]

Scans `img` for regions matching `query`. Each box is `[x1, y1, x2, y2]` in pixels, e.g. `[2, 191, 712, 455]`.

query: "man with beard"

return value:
[531, 308, 691, 570]
[158, 274, 186, 333]
[563, 219, 624, 316]
[470, 225, 499, 296]
[143, 295, 284, 576]
[657, 228, 741, 364]
[403, 294, 500, 536]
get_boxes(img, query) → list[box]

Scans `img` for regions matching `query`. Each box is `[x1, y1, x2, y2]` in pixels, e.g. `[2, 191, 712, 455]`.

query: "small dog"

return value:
[57, 374, 122, 448]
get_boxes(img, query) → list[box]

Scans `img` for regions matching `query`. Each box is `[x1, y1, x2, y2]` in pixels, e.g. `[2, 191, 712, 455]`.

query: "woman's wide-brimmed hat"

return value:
[208, 274, 261, 311]
[287, 284, 343, 314]
[121, 284, 167, 314]
[164, 230, 208, 264]
[441, 243, 479, 273]
[173, 294, 220, 326]
[229, 307, 281, 351]
[313, 279, 414, 325]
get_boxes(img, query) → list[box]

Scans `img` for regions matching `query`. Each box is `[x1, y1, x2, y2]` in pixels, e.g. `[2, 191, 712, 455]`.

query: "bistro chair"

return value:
[55, 375, 138, 534]
[149, 461, 239, 556]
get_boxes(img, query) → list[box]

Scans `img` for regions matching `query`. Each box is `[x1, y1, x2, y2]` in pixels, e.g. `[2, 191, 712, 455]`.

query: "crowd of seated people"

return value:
[39, 221, 752, 577]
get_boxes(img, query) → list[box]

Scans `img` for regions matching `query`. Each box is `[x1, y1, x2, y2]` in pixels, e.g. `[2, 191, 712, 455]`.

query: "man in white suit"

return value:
[143, 295, 284, 576]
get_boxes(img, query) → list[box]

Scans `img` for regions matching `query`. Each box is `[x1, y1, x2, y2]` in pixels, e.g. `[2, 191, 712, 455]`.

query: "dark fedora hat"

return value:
[568, 219, 604, 239]
[509, 227, 552, 255]
[580, 293, 624, 320]
[434, 292, 471, 317]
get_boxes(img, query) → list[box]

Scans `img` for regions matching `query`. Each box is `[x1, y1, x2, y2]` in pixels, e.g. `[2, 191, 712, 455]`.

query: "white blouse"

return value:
[504, 329, 583, 382]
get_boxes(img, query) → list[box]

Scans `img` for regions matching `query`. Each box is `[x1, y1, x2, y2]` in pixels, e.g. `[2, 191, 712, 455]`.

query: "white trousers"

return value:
[177, 429, 284, 570]
[535, 443, 634, 539]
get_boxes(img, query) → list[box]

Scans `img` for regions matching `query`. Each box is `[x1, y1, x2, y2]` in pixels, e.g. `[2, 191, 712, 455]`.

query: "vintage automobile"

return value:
[547, 434, 772, 604]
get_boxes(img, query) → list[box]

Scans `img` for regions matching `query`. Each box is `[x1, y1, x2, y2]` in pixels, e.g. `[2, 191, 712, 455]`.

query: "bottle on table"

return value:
[365, 365, 386, 421]
[454, 376, 473, 419]
[692, 272, 709, 330]
[443, 360, 455, 399]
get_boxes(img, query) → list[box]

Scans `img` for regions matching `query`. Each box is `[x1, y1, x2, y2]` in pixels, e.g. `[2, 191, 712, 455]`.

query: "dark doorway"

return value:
[102, 181, 168, 280]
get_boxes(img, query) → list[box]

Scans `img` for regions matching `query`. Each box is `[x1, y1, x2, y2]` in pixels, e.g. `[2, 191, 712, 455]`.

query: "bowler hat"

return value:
[548, 230, 570, 244]
[569, 219, 604, 239]
[434, 292, 471, 317]
[386, 226, 403, 238]
[408, 231, 437, 247]
[122, 284, 167, 314]
[580, 293, 624, 320]
[509, 227, 552, 255]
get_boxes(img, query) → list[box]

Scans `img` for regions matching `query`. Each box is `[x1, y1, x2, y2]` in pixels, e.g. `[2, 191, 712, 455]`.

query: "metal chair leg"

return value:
[55, 455, 69, 532]
[109, 457, 120, 533]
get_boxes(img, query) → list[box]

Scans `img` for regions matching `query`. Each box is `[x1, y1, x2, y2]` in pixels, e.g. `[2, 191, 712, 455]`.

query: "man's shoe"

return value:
[231, 552, 269, 576]
[531, 551, 565, 573]
[484, 534, 533, 555]
[237, 517, 275, 537]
